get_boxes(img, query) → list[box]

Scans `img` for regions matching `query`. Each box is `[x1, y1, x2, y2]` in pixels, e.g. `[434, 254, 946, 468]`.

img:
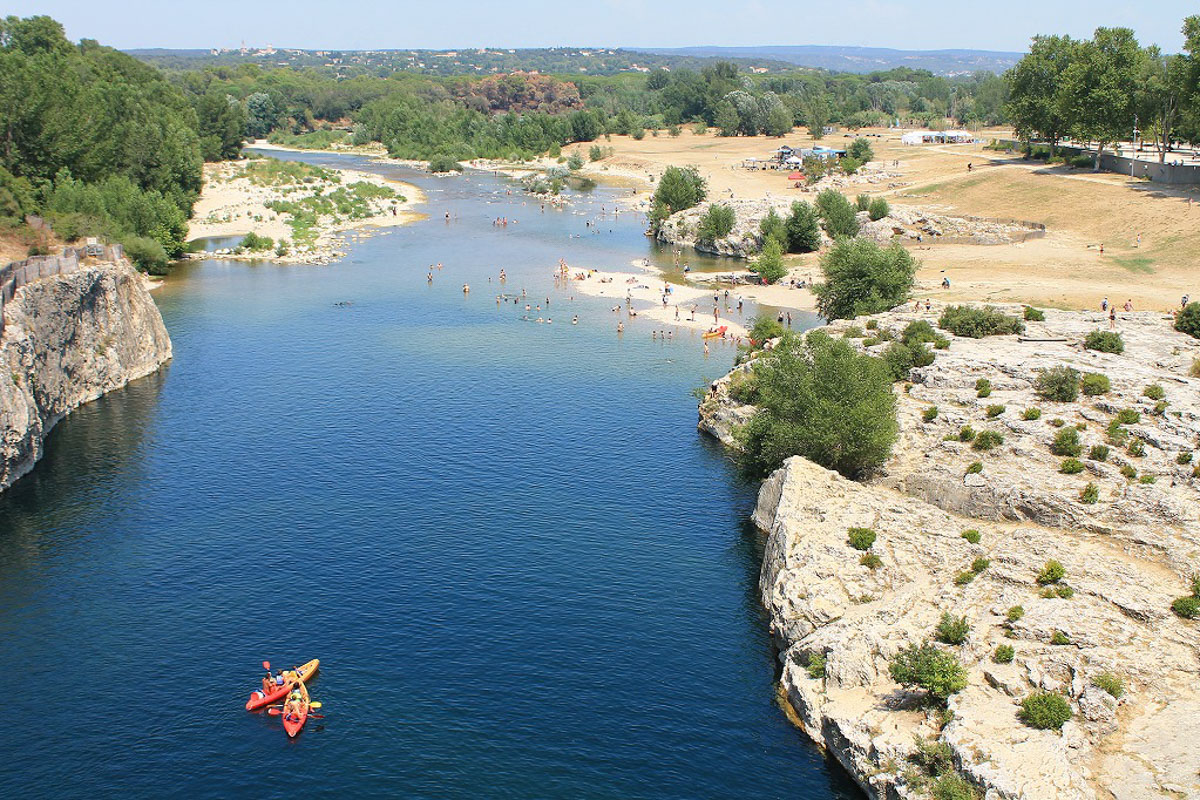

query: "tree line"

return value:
[1006, 17, 1200, 163]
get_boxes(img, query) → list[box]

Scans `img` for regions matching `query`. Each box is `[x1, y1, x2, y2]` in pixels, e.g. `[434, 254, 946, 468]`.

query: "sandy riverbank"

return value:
[188, 153, 425, 265]
[562, 128, 1200, 311]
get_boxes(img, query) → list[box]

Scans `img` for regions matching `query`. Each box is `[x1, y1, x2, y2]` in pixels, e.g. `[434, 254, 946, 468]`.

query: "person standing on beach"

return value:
[1109, 308, 1117, 329]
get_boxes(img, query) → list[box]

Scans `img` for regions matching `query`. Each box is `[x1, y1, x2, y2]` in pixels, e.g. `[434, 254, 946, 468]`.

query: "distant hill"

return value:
[631, 45, 1024, 75]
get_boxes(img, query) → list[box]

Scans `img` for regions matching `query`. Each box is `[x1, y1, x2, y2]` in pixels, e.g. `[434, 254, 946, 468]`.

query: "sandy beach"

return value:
[188, 154, 425, 265]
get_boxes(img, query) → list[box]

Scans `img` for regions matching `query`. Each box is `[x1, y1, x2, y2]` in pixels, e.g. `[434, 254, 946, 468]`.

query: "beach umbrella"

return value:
[787, 172, 804, 180]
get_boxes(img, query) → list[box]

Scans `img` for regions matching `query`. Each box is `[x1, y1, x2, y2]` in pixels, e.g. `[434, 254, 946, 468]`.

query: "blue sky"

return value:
[7, 0, 1196, 53]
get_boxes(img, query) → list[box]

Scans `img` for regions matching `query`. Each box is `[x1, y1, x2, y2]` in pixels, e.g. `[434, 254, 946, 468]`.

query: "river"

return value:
[0, 152, 858, 799]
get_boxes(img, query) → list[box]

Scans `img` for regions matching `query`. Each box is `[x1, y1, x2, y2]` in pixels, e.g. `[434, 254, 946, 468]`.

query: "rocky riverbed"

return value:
[700, 305, 1200, 799]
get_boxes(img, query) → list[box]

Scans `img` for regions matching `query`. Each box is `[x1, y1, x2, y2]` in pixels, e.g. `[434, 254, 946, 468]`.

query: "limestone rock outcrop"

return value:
[0, 261, 172, 491]
[703, 305, 1200, 799]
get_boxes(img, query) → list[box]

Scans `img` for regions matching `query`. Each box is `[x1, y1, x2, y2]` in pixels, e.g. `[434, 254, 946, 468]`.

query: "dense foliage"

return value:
[1175, 302, 1200, 339]
[814, 189, 860, 238]
[814, 239, 917, 320]
[1018, 692, 1072, 730]
[739, 331, 898, 478]
[0, 15, 203, 267]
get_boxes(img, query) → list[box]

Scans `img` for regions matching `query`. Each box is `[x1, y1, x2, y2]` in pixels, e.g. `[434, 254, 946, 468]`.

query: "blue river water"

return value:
[0, 153, 857, 799]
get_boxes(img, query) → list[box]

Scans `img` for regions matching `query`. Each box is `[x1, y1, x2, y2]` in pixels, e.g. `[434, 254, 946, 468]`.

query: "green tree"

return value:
[696, 202, 735, 244]
[649, 165, 706, 231]
[740, 330, 899, 477]
[195, 91, 247, 161]
[783, 200, 821, 253]
[759, 206, 786, 249]
[814, 239, 917, 320]
[764, 103, 794, 137]
[847, 137, 874, 162]
[815, 189, 860, 238]
[1006, 35, 1077, 156]
[714, 99, 739, 136]
[888, 644, 968, 704]
[1061, 28, 1145, 168]
[752, 237, 786, 284]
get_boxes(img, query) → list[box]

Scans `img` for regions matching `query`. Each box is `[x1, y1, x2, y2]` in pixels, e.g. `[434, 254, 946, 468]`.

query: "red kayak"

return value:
[245, 659, 319, 711]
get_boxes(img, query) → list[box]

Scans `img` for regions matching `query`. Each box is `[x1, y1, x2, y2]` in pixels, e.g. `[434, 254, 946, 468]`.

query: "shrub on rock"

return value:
[1035, 365, 1080, 402]
[1051, 428, 1082, 457]
[935, 613, 970, 645]
[994, 644, 1015, 664]
[938, 305, 1024, 338]
[1019, 692, 1072, 730]
[1175, 302, 1200, 339]
[1084, 330, 1124, 353]
[888, 644, 968, 703]
[1080, 373, 1110, 396]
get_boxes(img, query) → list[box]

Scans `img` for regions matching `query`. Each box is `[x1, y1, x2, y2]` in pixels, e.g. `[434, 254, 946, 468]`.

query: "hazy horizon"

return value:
[7, 0, 1195, 54]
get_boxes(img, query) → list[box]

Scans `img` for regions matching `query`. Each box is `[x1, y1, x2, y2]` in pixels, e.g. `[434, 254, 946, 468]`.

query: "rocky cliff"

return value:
[702, 306, 1200, 799]
[0, 260, 172, 491]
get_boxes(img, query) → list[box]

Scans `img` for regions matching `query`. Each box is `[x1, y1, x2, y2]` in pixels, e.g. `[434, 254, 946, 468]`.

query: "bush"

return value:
[847, 137, 874, 163]
[1115, 408, 1141, 425]
[971, 557, 990, 573]
[566, 152, 584, 171]
[739, 331, 899, 478]
[888, 644, 968, 703]
[783, 201, 821, 253]
[752, 238, 787, 284]
[975, 378, 992, 398]
[935, 613, 970, 645]
[1019, 692, 1072, 730]
[1083, 330, 1124, 354]
[239, 231, 274, 251]
[848, 527, 877, 550]
[994, 644, 1015, 664]
[1152, 400, 1169, 416]
[842, 326, 865, 339]
[427, 155, 463, 173]
[1053, 583, 1075, 598]
[806, 651, 827, 679]
[1128, 438, 1146, 458]
[972, 430, 1004, 451]
[961, 529, 981, 544]
[1143, 384, 1165, 400]
[815, 188, 860, 238]
[856, 194, 871, 211]
[1179, 452, 1193, 464]
[965, 461, 983, 474]
[1007, 605, 1025, 622]
[121, 236, 170, 274]
[1088, 445, 1109, 461]
[861, 552, 883, 570]
[1035, 366, 1081, 402]
[1080, 373, 1110, 396]
[1080, 482, 1099, 504]
[814, 239, 917, 320]
[1050, 418, 1066, 428]
[1051, 428, 1082, 457]
[1023, 306, 1045, 321]
[1173, 596, 1200, 618]
[1092, 672, 1123, 699]
[986, 404, 1005, 418]
[1059, 458, 1084, 474]
[931, 774, 979, 800]
[867, 197, 890, 221]
[1037, 560, 1065, 585]
[911, 737, 954, 777]
[1120, 464, 1137, 480]
[938, 306, 1024, 338]
[1050, 630, 1071, 645]
[958, 425, 976, 442]
[883, 341, 935, 381]
[902, 320, 938, 346]
[696, 203, 736, 244]
[923, 406, 939, 422]
[1023, 407, 1042, 421]
[1175, 302, 1200, 339]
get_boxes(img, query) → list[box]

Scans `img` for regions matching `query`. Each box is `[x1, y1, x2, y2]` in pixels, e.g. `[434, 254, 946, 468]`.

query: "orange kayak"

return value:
[245, 659, 319, 711]
[281, 679, 310, 738]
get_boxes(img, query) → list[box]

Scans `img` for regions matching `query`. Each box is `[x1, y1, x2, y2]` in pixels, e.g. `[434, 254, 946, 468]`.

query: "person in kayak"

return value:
[283, 690, 304, 720]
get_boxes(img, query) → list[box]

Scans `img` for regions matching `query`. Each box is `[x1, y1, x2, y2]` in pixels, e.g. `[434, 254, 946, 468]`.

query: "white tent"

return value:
[785, 155, 802, 165]
[901, 131, 927, 146]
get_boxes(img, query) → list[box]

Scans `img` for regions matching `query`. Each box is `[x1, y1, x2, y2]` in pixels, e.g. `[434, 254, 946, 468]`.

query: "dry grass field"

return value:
[568, 128, 1200, 311]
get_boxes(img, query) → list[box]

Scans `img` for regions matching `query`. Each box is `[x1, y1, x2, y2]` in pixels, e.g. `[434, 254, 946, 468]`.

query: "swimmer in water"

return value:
[463, 284, 469, 293]
[572, 315, 578, 325]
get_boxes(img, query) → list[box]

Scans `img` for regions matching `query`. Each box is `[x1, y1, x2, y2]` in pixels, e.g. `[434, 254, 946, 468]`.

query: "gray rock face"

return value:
[0, 261, 172, 491]
[702, 306, 1200, 799]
